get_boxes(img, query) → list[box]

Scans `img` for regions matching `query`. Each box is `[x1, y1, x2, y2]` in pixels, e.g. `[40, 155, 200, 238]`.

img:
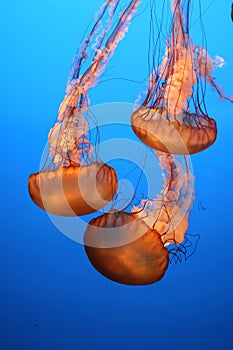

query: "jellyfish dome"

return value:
[28, 162, 117, 216]
[131, 106, 216, 155]
[131, 0, 230, 155]
[84, 211, 169, 285]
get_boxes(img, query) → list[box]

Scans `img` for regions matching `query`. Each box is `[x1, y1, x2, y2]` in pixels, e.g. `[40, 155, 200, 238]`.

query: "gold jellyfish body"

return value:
[131, 0, 231, 155]
[85, 211, 169, 285]
[84, 152, 194, 285]
[28, 0, 141, 216]
[29, 163, 117, 216]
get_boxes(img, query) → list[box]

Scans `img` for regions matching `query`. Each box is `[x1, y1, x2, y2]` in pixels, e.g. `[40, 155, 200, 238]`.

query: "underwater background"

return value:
[1, 0, 233, 349]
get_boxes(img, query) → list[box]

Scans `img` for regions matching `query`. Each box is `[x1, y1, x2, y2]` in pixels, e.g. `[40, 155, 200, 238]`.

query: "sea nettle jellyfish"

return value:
[28, 0, 141, 216]
[84, 152, 194, 285]
[131, 0, 232, 155]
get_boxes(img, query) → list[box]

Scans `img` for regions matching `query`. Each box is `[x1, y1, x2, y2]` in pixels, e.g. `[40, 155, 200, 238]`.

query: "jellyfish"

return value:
[28, 0, 141, 216]
[131, 0, 232, 155]
[84, 151, 194, 285]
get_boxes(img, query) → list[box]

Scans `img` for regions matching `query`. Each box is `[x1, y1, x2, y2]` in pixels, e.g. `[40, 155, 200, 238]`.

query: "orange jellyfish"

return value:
[131, 0, 231, 155]
[84, 151, 194, 285]
[28, 0, 141, 216]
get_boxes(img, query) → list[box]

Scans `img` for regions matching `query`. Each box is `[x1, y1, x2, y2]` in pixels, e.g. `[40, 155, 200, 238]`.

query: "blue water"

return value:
[1, 1, 233, 349]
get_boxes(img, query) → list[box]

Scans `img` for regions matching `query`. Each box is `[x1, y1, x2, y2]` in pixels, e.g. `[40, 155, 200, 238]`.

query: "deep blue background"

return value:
[1, 1, 233, 349]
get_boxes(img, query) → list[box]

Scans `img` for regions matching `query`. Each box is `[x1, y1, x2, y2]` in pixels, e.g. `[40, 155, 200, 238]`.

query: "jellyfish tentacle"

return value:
[52, 0, 141, 167]
[132, 152, 194, 246]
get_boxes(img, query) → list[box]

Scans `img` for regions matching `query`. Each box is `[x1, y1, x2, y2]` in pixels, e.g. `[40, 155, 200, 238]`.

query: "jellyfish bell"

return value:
[131, 0, 230, 155]
[131, 106, 217, 155]
[28, 161, 117, 216]
[84, 211, 169, 286]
